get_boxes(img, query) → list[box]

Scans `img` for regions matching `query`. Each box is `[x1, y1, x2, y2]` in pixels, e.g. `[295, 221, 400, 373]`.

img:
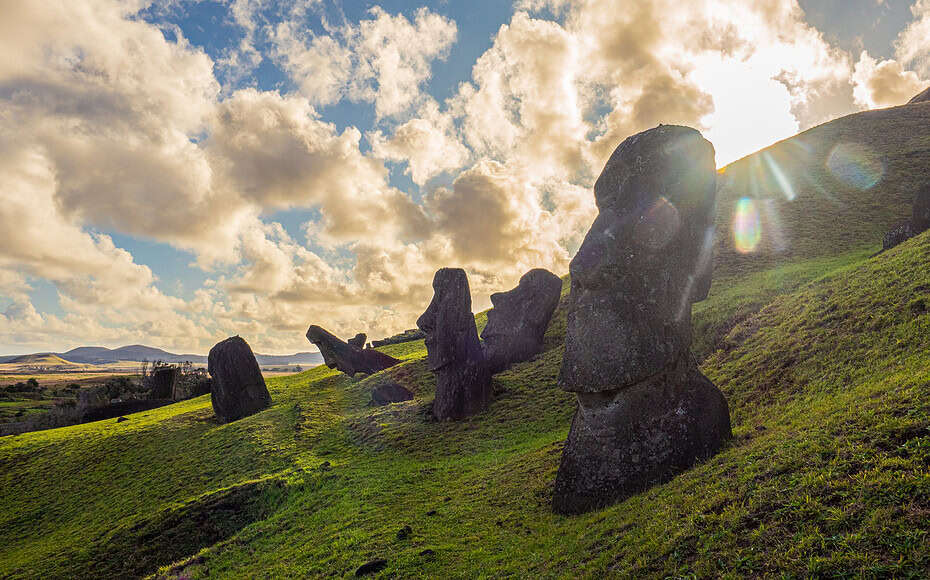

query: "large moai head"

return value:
[560, 125, 717, 393]
[481, 268, 563, 373]
[417, 268, 482, 372]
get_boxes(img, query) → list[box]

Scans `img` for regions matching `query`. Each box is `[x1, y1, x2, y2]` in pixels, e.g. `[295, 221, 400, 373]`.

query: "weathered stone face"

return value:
[306, 326, 399, 376]
[417, 269, 482, 372]
[417, 268, 491, 420]
[560, 125, 716, 394]
[208, 336, 271, 423]
[553, 125, 730, 514]
[481, 268, 562, 374]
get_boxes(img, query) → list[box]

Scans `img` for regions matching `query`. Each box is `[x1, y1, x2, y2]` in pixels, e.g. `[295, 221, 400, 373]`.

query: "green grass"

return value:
[2, 105, 930, 578]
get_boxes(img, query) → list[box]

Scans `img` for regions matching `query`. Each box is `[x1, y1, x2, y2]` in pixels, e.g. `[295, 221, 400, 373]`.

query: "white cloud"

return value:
[273, 6, 457, 119]
[895, 0, 930, 77]
[3, 0, 927, 354]
[852, 51, 925, 108]
[368, 100, 469, 185]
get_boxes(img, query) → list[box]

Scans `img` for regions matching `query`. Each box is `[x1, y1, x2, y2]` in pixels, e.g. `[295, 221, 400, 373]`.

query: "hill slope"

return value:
[3, 104, 930, 578]
[1, 228, 929, 577]
[693, 101, 930, 358]
[4, 354, 79, 366]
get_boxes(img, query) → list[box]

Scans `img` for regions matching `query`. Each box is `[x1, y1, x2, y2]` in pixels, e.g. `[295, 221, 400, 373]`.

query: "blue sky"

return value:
[2, 0, 930, 355]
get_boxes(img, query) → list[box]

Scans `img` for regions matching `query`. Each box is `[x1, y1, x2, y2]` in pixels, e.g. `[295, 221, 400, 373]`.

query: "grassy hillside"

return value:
[5, 354, 80, 366]
[0, 229, 928, 577]
[2, 104, 930, 578]
[694, 101, 930, 358]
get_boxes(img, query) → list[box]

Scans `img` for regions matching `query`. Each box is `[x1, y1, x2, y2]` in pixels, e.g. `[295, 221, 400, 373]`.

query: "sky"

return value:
[1, 0, 930, 355]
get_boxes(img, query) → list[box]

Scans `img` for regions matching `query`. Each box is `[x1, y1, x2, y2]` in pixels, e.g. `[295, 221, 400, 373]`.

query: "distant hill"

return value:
[4, 353, 80, 366]
[716, 101, 930, 278]
[2, 345, 322, 367]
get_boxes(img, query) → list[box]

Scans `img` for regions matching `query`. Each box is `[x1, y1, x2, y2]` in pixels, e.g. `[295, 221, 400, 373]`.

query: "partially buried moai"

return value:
[208, 335, 272, 423]
[481, 268, 562, 374]
[417, 268, 491, 421]
[552, 125, 731, 515]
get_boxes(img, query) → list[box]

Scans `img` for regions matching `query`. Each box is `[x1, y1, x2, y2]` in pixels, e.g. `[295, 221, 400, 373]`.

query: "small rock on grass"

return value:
[116, 416, 128, 423]
[355, 559, 387, 576]
[396, 525, 412, 540]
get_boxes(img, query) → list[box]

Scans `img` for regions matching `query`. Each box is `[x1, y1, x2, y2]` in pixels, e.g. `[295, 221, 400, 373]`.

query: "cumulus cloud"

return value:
[3, 0, 927, 354]
[369, 100, 469, 185]
[852, 51, 925, 108]
[273, 6, 457, 118]
[895, 0, 930, 77]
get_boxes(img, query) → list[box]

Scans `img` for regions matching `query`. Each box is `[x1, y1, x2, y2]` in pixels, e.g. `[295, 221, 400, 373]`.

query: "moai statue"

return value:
[552, 125, 731, 515]
[306, 326, 399, 376]
[208, 336, 272, 423]
[417, 268, 491, 421]
[481, 268, 562, 374]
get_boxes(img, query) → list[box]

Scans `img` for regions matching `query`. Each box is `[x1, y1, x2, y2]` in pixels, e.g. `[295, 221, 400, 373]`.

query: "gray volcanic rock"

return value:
[370, 379, 414, 406]
[883, 221, 916, 251]
[208, 336, 271, 423]
[913, 185, 930, 232]
[306, 326, 399, 376]
[552, 362, 730, 514]
[347, 333, 367, 348]
[553, 125, 730, 514]
[481, 268, 562, 374]
[417, 268, 491, 421]
[882, 186, 930, 250]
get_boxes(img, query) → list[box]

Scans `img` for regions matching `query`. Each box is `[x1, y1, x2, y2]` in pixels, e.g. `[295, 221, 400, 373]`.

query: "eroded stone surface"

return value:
[552, 361, 731, 514]
[553, 125, 731, 514]
[417, 268, 490, 421]
[881, 186, 930, 250]
[883, 221, 916, 251]
[306, 326, 399, 376]
[913, 185, 930, 232]
[481, 268, 562, 374]
[348, 333, 367, 348]
[208, 336, 271, 423]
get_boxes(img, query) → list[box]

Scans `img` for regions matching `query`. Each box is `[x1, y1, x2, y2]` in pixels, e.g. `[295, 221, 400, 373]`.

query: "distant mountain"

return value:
[2, 345, 322, 367]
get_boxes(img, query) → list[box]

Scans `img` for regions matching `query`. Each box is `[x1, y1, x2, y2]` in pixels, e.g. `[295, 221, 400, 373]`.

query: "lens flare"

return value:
[732, 197, 761, 253]
[826, 142, 884, 190]
[762, 152, 795, 201]
[635, 196, 681, 250]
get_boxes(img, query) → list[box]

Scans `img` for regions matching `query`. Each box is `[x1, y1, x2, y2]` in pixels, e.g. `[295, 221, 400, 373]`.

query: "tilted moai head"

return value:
[560, 125, 717, 393]
[481, 268, 562, 373]
[306, 325, 398, 376]
[417, 268, 490, 420]
[417, 268, 483, 372]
